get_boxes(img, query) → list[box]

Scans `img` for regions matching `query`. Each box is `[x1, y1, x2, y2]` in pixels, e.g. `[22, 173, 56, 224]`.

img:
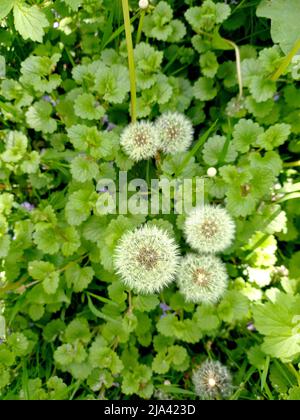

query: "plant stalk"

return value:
[121, 0, 137, 122]
[271, 38, 300, 82]
[136, 10, 145, 45]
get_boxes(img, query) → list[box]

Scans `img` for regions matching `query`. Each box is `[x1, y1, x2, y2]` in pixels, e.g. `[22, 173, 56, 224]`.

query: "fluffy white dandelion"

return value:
[114, 225, 180, 294]
[120, 121, 160, 161]
[177, 254, 228, 303]
[156, 112, 194, 155]
[184, 205, 235, 253]
[193, 360, 233, 400]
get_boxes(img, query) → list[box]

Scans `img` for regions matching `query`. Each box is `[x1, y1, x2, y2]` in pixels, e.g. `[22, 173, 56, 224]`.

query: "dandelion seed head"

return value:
[193, 360, 233, 400]
[120, 121, 160, 161]
[177, 254, 228, 304]
[114, 225, 180, 294]
[184, 205, 235, 253]
[156, 112, 194, 155]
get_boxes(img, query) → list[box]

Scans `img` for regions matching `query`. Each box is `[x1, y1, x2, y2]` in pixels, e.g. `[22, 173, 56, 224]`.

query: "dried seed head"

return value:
[177, 254, 228, 303]
[193, 360, 233, 400]
[114, 225, 180, 294]
[120, 121, 160, 161]
[156, 112, 194, 155]
[184, 205, 235, 253]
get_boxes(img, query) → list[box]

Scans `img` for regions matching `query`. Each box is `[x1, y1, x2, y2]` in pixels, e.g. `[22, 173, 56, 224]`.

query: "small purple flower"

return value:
[160, 302, 171, 318]
[160, 302, 171, 312]
[42, 95, 57, 106]
[21, 202, 35, 211]
[53, 22, 59, 29]
[102, 115, 109, 124]
[97, 186, 109, 193]
[107, 122, 117, 132]
[273, 93, 280, 102]
[247, 322, 256, 332]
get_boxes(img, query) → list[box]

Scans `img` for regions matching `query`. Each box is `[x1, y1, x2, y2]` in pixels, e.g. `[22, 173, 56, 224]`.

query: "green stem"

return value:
[121, 0, 137, 123]
[224, 38, 243, 99]
[284, 160, 300, 167]
[271, 38, 300, 82]
[136, 10, 145, 45]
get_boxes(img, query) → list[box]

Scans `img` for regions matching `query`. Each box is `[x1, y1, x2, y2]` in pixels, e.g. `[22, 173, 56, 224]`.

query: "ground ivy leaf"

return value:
[26, 101, 57, 134]
[13, 3, 49, 43]
[74, 93, 105, 120]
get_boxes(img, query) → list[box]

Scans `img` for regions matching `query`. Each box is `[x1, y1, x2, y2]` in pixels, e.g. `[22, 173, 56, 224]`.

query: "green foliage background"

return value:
[0, 0, 300, 400]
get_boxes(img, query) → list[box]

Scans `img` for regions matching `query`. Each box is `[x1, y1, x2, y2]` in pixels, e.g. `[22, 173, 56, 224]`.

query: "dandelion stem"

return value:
[121, 0, 137, 123]
[224, 39, 243, 99]
[136, 10, 145, 45]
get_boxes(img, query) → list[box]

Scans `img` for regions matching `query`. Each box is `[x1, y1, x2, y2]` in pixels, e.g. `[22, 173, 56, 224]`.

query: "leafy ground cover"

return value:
[0, 0, 300, 400]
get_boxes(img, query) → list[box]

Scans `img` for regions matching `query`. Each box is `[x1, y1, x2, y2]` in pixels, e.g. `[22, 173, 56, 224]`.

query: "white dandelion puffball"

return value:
[193, 360, 233, 400]
[156, 112, 194, 155]
[120, 121, 160, 161]
[114, 225, 180, 294]
[177, 254, 228, 304]
[184, 205, 235, 253]
[139, 0, 149, 9]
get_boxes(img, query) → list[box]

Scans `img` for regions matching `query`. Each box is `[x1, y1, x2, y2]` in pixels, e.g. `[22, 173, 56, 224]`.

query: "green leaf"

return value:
[70, 156, 99, 182]
[256, 123, 291, 150]
[33, 226, 60, 255]
[203, 134, 237, 165]
[63, 0, 82, 11]
[65, 188, 97, 226]
[64, 318, 91, 344]
[257, 0, 300, 54]
[7, 333, 29, 356]
[132, 295, 159, 312]
[74, 93, 105, 120]
[43, 272, 59, 295]
[28, 260, 55, 281]
[0, 56, 5, 78]
[194, 304, 221, 332]
[1, 131, 27, 163]
[20, 151, 40, 174]
[152, 351, 170, 374]
[134, 43, 163, 89]
[288, 387, 300, 400]
[218, 291, 249, 323]
[0, 0, 14, 20]
[193, 77, 217, 101]
[65, 264, 94, 292]
[26, 101, 57, 134]
[269, 361, 296, 393]
[13, 3, 49, 43]
[232, 119, 264, 153]
[94, 64, 129, 104]
[253, 292, 300, 362]
[60, 226, 81, 257]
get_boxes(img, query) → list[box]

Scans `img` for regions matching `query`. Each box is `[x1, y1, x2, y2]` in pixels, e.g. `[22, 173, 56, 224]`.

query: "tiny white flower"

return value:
[139, 0, 149, 9]
[207, 167, 217, 177]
